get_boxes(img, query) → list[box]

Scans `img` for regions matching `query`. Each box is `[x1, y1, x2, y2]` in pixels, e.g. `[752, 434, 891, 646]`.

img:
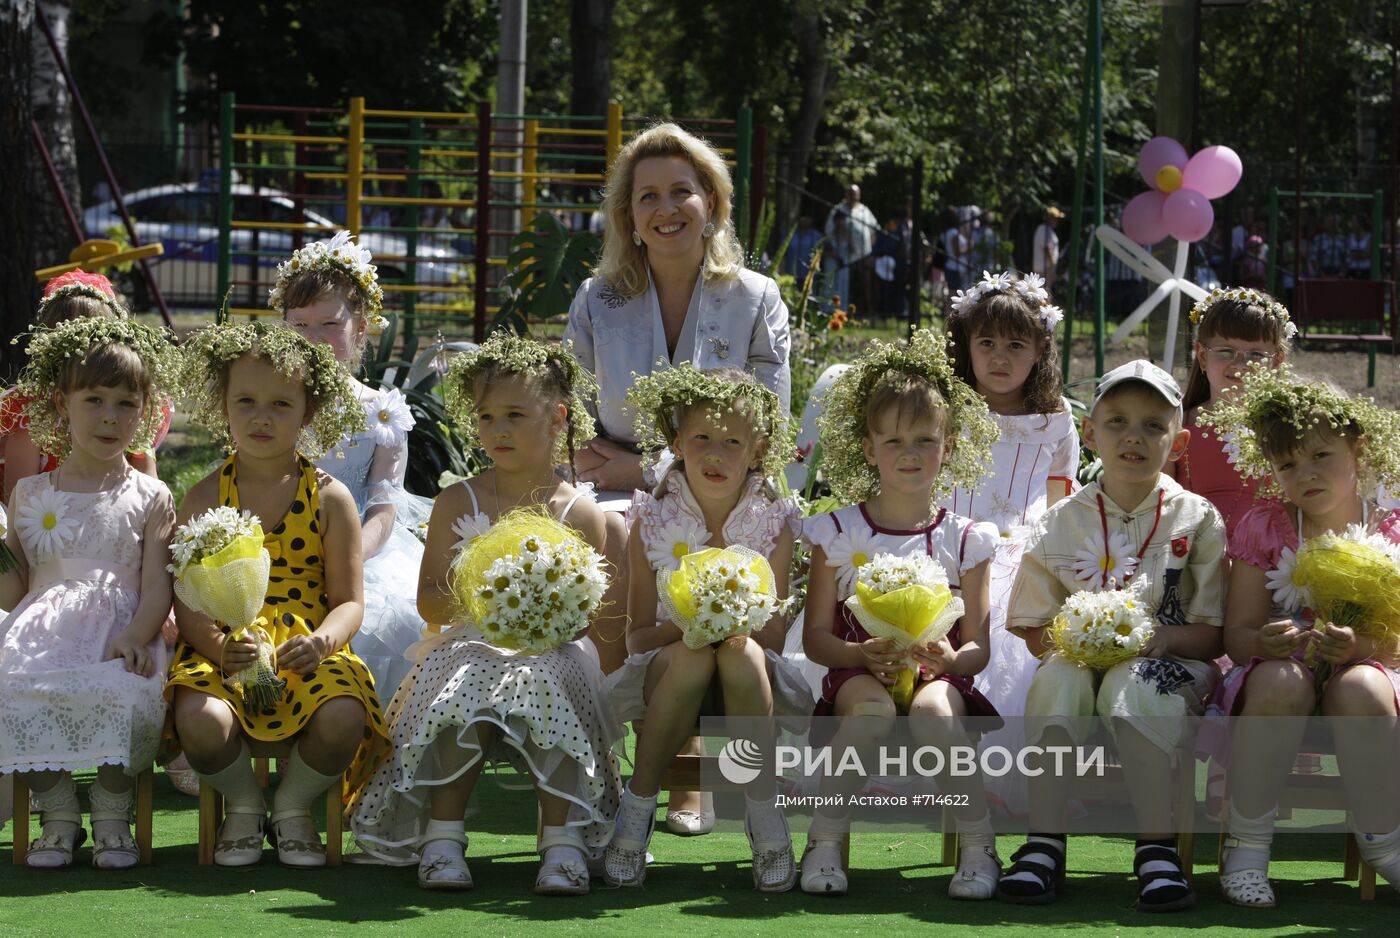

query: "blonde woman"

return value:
[563, 122, 791, 833]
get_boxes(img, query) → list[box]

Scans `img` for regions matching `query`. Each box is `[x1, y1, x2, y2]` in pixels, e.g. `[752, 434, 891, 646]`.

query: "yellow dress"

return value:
[165, 455, 390, 792]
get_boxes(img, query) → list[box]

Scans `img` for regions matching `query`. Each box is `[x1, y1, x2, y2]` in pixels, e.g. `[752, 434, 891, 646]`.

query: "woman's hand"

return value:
[911, 638, 955, 679]
[576, 439, 645, 491]
[1259, 619, 1307, 659]
[220, 633, 260, 675]
[275, 633, 331, 677]
[1311, 622, 1358, 667]
[107, 631, 155, 678]
[859, 637, 905, 685]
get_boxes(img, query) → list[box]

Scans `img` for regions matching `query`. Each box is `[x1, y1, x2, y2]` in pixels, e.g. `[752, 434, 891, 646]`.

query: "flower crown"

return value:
[818, 327, 997, 503]
[950, 270, 1063, 333]
[1198, 361, 1400, 497]
[268, 230, 387, 330]
[14, 316, 178, 458]
[627, 363, 794, 482]
[441, 332, 598, 467]
[37, 269, 128, 321]
[1189, 286, 1298, 340]
[178, 320, 365, 458]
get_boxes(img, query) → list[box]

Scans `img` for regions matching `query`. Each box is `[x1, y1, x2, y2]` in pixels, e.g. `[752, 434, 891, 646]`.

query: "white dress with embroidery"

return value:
[940, 401, 1079, 814]
[318, 383, 432, 701]
[349, 481, 623, 865]
[0, 467, 171, 776]
[604, 472, 814, 723]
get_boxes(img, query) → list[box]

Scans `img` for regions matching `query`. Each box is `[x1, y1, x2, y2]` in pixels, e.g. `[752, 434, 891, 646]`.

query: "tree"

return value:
[1, 0, 37, 377]
[30, 0, 81, 270]
[569, 0, 616, 119]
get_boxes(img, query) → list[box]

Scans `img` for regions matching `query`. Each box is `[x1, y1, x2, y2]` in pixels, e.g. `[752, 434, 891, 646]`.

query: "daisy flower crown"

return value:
[950, 269, 1063, 333]
[14, 316, 179, 459]
[268, 230, 387, 330]
[818, 327, 997, 503]
[441, 332, 598, 466]
[627, 363, 794, 482]
[179, 320, 366, 459]
[1198, 361, 1400, 497]
[37, 269, 128, 321]
[1189, 286, 1298, 340]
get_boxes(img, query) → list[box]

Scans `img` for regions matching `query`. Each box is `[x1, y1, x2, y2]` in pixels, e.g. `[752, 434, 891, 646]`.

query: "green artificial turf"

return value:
[1, 764, 1394, 937]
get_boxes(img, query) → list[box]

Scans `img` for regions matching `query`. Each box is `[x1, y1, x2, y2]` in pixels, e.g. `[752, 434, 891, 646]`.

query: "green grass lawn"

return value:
[2, 763, 1394, 937]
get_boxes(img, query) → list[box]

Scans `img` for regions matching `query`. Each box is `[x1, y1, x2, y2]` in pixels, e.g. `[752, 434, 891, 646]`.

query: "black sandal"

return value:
[995, 839, 1066, 905]
[1134, 844, 1195, 912]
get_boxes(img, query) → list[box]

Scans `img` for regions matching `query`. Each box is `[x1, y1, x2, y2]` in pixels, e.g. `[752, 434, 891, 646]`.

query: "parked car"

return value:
[83, 183, 466, 311]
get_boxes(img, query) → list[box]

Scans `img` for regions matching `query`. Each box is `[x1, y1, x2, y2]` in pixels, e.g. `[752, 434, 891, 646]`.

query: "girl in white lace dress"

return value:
[0, 317, 178, 870]
[279, 231, 432, 701]
[942, 271, 1078, 815]
[602, 365, 808, 892]
[349, 334, 623, 896]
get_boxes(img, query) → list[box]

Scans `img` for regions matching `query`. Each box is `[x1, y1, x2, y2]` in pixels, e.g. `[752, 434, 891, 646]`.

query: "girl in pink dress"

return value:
[1197, 365, 1400, 908]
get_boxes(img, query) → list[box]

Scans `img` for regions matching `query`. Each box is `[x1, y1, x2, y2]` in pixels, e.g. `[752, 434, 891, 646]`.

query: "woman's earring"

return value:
[631, 230, 643, 246]
[701, 222, 717, 239]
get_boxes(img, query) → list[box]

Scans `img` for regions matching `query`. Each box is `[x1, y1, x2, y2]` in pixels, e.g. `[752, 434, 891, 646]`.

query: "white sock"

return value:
[955, 812, 995, 850]
[807, 810, 850, 843]
[1000, 835, 1065, 889]
[29, 775, 80, 841]
[1354, 822, 1400, 887]
[421, 818, 466, 857]
[88, 778, 135, 846]
[272, 745, 340, 818]
[745, 793, 791, 847]
[200, 744, 265, 815]
[615, 785, 658, 844]
[1223, 804, 1276, 875]
[541, 824, 585, 868]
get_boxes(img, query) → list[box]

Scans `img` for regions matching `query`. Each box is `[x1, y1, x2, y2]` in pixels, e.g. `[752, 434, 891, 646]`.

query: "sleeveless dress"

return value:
[318, 384, 432, 702]
[348, 480, 623, 864]
[1177, 409, 1269, 542]
[801, 504, 1001, 743]
[164, 455, 390, 792]
[1196, 501, 1400, 766]
[0, 466, 172, 775]
[602, 472, 814, 725]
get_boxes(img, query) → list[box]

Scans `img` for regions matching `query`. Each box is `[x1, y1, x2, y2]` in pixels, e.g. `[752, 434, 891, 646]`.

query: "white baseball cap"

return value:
[1092, 360, 1183, 412]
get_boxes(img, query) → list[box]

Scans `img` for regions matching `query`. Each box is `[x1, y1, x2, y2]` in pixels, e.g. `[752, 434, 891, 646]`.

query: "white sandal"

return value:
[603, 792, 655, 887]
[418, 832, 473, 891]
[270, 810, 326, 869]
[214, 809, 267, 867]
[26, 777, 84, 870]
[89, 781, 139, 871]
[799, 837, 848, 895]
[949, 842, 1001, 900]
[1220, 867, 1276, 907]
[536, 827, 590, 896]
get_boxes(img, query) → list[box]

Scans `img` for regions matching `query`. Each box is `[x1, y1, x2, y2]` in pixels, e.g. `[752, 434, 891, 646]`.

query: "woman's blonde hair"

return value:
[595, 122, 745, 298]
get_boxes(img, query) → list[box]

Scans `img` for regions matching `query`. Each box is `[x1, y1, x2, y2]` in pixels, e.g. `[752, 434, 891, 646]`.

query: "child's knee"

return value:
[1324, 665, 1399, 716]
[661, 642, 718, 686]
[1242, 659, 1314, 714]
[305, 697, 368, 749]
[714, 635, 766, 676]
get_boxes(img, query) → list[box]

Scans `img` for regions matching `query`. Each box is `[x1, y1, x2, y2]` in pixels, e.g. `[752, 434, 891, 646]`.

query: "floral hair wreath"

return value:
[14, 316, 179, 459]
[627, 363, 795, 482]
[818, 327, 997, 503]
[950, 269, 1063, 333]
[178, 320, 366, 458]
[1189, 286, 1298, 340]
[441, 332, 598, 466]
[37, 269, 128, 321]
[268, 230, 388, 331]
[1198, 361, 1400, 498]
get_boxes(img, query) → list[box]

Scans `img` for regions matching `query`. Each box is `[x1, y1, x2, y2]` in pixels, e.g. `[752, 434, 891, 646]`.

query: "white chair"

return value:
[784, 364, 851, 492]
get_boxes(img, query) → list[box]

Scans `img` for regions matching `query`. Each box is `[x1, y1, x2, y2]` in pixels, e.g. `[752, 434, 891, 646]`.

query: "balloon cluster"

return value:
[1122, 137, 1242, 245]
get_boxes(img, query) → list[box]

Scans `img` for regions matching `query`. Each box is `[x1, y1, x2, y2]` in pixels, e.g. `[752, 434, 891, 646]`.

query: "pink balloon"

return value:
[1182, 145, 1243, 200]
[1138, 136, 1189, 189]
[1122, 191, 1169, 245]
[1162, 188, 1214, 242]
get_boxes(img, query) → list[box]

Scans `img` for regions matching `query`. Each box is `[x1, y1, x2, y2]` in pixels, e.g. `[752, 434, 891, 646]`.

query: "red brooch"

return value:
[1172, 536, 1189, 557]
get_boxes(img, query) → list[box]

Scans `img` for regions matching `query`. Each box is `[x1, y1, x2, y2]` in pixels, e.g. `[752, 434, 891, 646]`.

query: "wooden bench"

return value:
[1292, 279, 1395, 387]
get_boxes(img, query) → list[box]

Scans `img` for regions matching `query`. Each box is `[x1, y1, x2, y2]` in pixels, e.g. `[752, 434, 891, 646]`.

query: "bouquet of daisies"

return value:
[169, 506, 284, 712]
[1047, 582, 1156, 669]
[1273, 523, 1400, 690]
[658, 546, 780, 650]
[844, 553, 965, 711]
[451, 509, 609, 655]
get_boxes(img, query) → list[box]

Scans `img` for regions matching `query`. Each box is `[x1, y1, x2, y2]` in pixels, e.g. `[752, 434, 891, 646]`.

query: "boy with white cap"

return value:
[996, 360, 1226, 912]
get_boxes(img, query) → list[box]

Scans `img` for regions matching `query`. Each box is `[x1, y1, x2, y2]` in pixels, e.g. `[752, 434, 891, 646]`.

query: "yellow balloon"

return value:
[1155, 164, 1184, 193]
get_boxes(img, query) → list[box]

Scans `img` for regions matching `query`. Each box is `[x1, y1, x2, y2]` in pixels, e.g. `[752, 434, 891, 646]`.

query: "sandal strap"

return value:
[1133, 844, 1185, 876]
[270, 808, 315, 825]
[538, 828, 587, 855]
[421, 830, 471, 850]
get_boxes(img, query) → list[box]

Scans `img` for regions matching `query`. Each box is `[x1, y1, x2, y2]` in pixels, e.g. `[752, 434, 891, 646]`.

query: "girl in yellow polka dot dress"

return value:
[165, 321, 389, 868]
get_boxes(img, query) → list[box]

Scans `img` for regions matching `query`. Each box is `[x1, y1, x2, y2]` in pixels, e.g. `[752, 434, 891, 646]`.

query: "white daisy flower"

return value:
[823, 525, 884, 596]
[1040, 304, 1064, 333]
[1265, 544, 1306, 612]
[1021, 271, 1047, 296]
[1072, 529, 1139, 589]
[451, 512, 492, 553]
[18, 486, 79, 559]
[365, 387, 415, 449]
[983, 270, 1014, 291]
[646, 514, 712, 572]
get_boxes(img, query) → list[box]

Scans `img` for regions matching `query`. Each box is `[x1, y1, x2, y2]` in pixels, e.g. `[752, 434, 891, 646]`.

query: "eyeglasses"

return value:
[1205, 345, 1276, 365]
